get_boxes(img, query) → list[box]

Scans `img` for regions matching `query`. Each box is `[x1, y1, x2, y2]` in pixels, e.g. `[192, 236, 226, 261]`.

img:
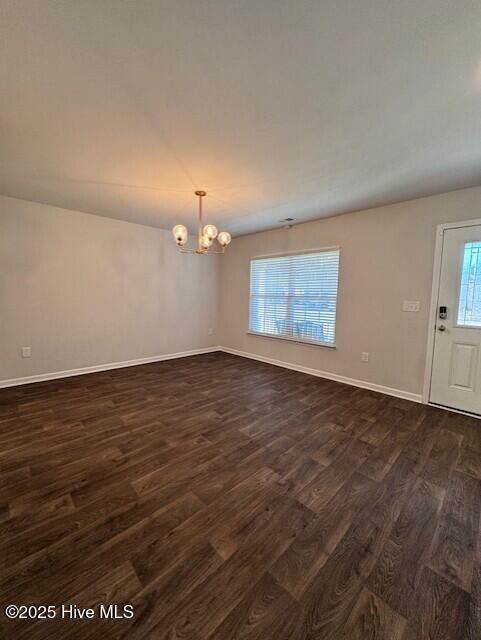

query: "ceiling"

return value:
[1, 1, 481, 236]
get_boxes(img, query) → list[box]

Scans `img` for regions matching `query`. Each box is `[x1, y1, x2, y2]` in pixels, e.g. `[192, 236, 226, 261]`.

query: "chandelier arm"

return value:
[205, 248, 225, 255]
[178, 247, 224, 255]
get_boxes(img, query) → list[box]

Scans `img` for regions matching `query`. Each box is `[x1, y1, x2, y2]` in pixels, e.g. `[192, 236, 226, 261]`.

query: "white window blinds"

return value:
[249, 249, 340, 346]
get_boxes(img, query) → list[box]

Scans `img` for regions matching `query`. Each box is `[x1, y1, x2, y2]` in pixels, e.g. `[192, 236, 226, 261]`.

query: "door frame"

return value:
[423, 217, 481, 407]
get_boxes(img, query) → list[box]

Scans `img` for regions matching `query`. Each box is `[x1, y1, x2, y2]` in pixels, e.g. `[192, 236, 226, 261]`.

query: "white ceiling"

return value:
[1, 0, 481, 236]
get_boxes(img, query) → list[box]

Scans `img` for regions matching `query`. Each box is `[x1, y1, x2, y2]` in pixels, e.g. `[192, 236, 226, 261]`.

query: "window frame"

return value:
[247, 246, 340, 349]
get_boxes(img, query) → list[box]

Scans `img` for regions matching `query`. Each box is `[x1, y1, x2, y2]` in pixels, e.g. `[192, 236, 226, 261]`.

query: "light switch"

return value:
[402, 300, 420, 312]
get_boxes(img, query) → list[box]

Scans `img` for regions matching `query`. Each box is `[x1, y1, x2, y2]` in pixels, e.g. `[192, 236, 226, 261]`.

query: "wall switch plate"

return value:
[21, 346, 31, 358]
[402, 300, 420, 312]
[361, 352, 369, 362]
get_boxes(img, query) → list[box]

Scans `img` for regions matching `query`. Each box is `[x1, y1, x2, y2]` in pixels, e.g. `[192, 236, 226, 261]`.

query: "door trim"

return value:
[423, 217, 481, 406]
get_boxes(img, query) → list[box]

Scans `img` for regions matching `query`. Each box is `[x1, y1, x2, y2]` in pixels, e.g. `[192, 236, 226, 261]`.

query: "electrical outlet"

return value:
[402, 300, 420, 312]
[208, 327, 214, 336]
[21, 346, 31, 358]
[361, 352, 369, 363]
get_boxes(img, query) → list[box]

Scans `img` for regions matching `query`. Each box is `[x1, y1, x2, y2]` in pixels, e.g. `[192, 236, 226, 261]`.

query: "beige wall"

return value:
[3, 186, 481, 393]
[0, 195, 219, 382]
[219, 186, 481, 397]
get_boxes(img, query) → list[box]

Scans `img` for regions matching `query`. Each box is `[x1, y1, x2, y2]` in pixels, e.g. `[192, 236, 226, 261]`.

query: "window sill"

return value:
[247, 331, 336, 349]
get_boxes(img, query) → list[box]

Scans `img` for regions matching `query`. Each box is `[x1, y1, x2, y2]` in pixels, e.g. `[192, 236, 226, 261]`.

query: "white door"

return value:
[430, 224, 481, 414]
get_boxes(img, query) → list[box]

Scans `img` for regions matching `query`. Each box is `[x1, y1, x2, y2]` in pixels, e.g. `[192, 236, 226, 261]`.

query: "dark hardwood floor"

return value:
[0, 352, 480, 639]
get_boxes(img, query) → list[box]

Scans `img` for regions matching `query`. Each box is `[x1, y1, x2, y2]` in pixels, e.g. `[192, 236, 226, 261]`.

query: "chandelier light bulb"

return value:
[200, 234, 213, 249]
[203, 224, 218, 240]
[217, 231, 232, 247]
[172, 224, 188, 245]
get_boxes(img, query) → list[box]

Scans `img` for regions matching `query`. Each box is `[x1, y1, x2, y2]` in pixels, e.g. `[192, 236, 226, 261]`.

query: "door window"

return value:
[457, 241, 481, 327]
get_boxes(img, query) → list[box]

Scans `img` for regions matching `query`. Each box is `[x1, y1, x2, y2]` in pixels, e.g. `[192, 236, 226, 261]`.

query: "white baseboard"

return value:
[0, 347, 221, 389]
[0, 345, 424, 404]
[219, 346, 423, 404]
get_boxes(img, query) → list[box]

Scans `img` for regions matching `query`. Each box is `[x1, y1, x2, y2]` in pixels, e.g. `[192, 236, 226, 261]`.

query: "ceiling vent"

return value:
[280, 217, 296, 229]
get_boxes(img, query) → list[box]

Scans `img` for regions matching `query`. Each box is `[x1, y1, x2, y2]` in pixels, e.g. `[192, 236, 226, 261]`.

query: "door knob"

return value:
[438, 325, 446, 332]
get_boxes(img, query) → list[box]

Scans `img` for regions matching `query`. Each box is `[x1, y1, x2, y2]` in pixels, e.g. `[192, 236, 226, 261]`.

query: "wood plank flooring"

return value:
[0, 352, 479, 639]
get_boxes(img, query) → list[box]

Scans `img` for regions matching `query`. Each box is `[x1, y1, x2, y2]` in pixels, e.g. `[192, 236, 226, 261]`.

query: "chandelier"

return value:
[172, 191, 231, 254]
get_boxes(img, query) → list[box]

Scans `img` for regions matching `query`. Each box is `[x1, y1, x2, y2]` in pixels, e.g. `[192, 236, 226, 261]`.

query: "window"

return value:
[457, 241, 481, 327]
[249, 249, 340, 346]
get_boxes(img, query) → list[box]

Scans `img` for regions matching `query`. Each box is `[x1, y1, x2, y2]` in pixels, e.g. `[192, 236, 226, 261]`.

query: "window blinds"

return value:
[249, 249, 340, 346]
